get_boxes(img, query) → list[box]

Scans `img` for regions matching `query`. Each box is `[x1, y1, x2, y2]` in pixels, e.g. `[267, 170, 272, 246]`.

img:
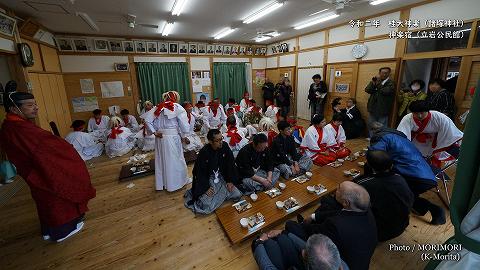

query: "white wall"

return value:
[0, 37, 15, 52]
[299, 31, 325, 50]
[133, 56, 187, 63]
[212, 57, 249, 62]
[60, 55, 129, 72]
[267, 56, 278, 68]
[327, 44, 356, 63]
[298, 49, 324, 68]
[279, 54, 295, 67]
[329, 24, 359, 44]
[409, 0, 480, 29]
[363, 39, 397, 60]
[252, 57, 267, 69]
[297, 68, 323, 120]
[365, 12, 400, 38]
[190, 57, 210, 70]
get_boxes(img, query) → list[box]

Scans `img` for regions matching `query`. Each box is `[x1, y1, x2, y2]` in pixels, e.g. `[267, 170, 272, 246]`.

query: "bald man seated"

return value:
[286, 182, 377, 270]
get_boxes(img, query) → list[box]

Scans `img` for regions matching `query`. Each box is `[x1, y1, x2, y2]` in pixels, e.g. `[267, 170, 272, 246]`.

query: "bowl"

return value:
[307, 186, 315, 193]
[278, 183, 286, 190]
[337, 159, 344, 163]
[357, 161, 365, 167]
[276, 201, 284, 209]
[305, 172, 313, 178]
[250, 193, 258, 201]
[240, 218, 248, 228]
[343, 170, 351, 176]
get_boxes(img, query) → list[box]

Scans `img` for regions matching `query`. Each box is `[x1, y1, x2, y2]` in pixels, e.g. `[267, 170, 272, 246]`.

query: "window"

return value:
[407, 23, 472, 53]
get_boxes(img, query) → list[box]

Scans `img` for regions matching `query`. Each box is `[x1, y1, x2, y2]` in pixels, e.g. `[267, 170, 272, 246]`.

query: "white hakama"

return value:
[183, 113, 204, 152]
[144, 103, 190, 191]
[397, 111, 463, 157]
[105, 127, 135, 158]
[65, 131, 104, 161]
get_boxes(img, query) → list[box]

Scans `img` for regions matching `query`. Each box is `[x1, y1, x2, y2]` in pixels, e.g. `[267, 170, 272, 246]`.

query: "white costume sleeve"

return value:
[175, 105, 191, 135]
[396, 114, 413, 140]
[338, 125, 347, 144]
[129, 115, 139, 130]
[87, 118, 95, 132]
[431, 111, 463, 151]
[301, 126, 320, 151]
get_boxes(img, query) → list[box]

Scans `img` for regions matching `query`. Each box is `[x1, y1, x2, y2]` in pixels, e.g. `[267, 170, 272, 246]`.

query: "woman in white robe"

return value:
[65, 120, 103, 161]
[324, 113, 351, 159]
[300, 115, 337, 166]
[205, 99, 227, 131]
[87, 109, 110, 142]
[105, 117, 135, 158]
[143, 91, 190, 192]
[223, 116, 249, 157]
[182, 102, 204, 152]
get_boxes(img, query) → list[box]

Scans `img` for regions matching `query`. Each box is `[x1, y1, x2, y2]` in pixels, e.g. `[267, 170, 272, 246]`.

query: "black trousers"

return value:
[403, 176, 438, 215]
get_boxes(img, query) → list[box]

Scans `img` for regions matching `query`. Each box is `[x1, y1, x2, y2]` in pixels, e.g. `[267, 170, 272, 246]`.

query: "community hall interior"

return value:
[0, 0, 479, 269]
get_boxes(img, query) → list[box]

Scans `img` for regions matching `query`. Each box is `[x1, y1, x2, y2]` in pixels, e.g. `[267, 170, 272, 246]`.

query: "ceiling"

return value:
[2, 0, 425, 44]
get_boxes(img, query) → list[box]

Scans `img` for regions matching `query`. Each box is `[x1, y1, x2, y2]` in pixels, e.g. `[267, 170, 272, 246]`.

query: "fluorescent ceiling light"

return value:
[162, 22, 174, 36]
[294, 13, 339, 30]
[172, 0, 188, 16]
[370, 0, 393, 5]
[309, 8, 329, 17]
[76, 12, 99, 32]
[255, 32, 280, 42]
[243, 1, 285, 24]
[214, 28, 236, 39]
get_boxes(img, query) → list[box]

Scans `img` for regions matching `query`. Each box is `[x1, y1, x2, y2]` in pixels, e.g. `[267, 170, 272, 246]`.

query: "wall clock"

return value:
[18, 43, 34, 67]
[351, 44, 368, 59]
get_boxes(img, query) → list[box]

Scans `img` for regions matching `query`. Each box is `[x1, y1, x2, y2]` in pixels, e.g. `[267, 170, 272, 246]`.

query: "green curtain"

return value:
[136, 62, 191, 104]
[425, 80, 480, 269]
[213, 63, 247, 105]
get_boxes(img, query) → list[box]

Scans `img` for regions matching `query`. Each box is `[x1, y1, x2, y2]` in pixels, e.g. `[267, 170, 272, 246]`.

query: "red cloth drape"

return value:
[154, 101, 175, 116]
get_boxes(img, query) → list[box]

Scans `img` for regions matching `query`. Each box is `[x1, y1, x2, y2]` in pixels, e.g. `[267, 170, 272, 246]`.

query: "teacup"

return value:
[240, 218, 248, 228]
[279, 183, 286, 190]
[276, 201, 284, 209]
[250, 193, 258, 201]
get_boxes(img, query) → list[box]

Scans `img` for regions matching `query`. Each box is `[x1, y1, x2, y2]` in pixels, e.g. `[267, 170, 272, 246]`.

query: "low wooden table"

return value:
[215, 155, 366, 244]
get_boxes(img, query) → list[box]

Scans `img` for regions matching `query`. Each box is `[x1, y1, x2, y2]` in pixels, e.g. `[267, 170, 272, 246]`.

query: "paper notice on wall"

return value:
[192, 78, 211, 93]
[72, 96, 99, 112]
[80, 79, 95, 94]
[100, 81, 124, 98]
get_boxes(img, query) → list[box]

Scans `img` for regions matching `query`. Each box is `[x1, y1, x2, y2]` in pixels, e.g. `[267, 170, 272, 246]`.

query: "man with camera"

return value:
[365, 67, 395, 137]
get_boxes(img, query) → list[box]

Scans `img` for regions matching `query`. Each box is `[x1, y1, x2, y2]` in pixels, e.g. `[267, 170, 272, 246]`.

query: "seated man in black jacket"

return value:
[356, 150, 414, 241]
[236, 133, 280, 193]
[271, 121, 312, 179]
[184, 129, 242, 214]
[286, 181, 377, 270]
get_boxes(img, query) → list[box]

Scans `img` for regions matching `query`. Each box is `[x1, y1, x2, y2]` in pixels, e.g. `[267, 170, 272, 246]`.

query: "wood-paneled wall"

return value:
[63, 72, 136, 122]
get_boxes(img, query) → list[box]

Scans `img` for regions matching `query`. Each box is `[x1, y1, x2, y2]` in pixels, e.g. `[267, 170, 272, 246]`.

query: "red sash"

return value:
[227, 127, 242, 146]
[267, 130, 277, 146]
[154, 101, 174, 116]
[109, 127, 124, 139]
[314, 126, 327, 152]
[95, 118, 101, 125]
[412, 112, 437, 148]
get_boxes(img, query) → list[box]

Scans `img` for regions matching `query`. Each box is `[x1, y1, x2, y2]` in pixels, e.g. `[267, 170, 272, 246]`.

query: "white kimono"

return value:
[134, 125, 155, 152]
[205, 106, 227, 130]
[223, 128, 249, 158]
[144, 103, 190, 191]
[300, 125, 336, 159]
[105, 127, 135, 158]
[65, 131, 104, 161]
[324, 123, 347, 147]
[122, 115, 140, 132]
[264, 105, 279, 123]
[397, 110, 463, 157]
[245, 106, 263, 115]
[182, 112, 204, 152]
[87, 115, 110, 132]
[239, 98, 249, 112]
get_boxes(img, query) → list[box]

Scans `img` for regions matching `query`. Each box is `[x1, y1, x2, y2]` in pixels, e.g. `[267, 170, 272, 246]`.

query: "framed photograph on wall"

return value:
[271, 46, 277, 54]
[281, 43, 289, 53]
[123, 41, 134, 52]
[108, 40, 123, 52]
[94, 39, 109, 51]
[231, 46, 239, 55]
[223, 45, 232, 55]
[239, 46, 246, 55]
[73, 38, 88, 52]
[114, 63, 129, 72]
[246, 46, 253, 55]
[206, 44, 215, 54]
[179, 43, 188, 54]
[189, 43, 197, 54]
[215, 44, 223, 55]
[335, 83, 350, 94]
[135, 41, 147, 53]
[169, 42, 179, 54]
[197, 43, 206, 54]
[158, 42, 168, 53]
[146, 41, 157, 53]
[0, 13, 16, 37]
[56, 38, 74, 51]
[260, 47, 267, 55]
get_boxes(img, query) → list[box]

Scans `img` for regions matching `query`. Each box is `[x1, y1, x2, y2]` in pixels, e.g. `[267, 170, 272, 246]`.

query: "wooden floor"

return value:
[0, 138, 456, 270]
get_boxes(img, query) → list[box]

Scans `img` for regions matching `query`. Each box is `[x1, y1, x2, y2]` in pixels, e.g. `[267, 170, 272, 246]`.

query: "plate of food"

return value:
[313, 184, 327, 195]
[283, 197, 300, 213]
[265, 188, 282, 198]
[246, 212, 265, 232]
[343, 168, 361, 177]
[328, 161, 343, 168]
[232, 199, 252, 213]
[292, 175, 309, 184]
[345, 155, 358, 161]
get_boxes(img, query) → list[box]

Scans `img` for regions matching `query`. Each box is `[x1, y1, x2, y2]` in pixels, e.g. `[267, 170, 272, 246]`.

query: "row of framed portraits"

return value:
[56, 37, 267, 56]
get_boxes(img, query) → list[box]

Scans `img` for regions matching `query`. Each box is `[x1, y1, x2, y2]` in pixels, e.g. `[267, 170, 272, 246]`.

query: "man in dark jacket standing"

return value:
[308, 74, 328, 121]
[365, 67, 395, 136]
[262, 78, 275, 109]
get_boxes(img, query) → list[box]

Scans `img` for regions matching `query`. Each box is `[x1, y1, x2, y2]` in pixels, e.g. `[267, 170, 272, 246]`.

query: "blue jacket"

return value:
[369, 132, 436, 183]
